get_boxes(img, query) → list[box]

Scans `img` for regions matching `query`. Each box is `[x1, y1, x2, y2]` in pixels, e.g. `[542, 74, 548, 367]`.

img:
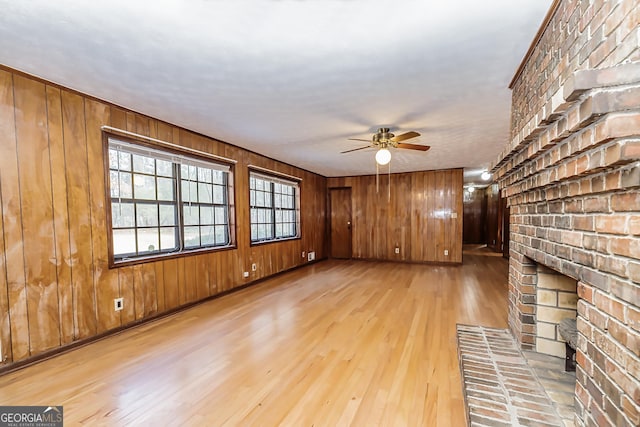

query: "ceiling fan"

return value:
[341, 127, 430, 161]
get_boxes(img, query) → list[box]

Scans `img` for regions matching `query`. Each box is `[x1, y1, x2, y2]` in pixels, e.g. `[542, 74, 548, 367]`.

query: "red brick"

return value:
[595, 214, 627, 234]
[626, 305, 640, 332]
[606, 358, 640, 403]
[594, 291, 626, 322]
[574, 215, 595, 231]
[578, 281, 594, 303]
[610, 277, 640, 307]
[611, 191, 640, 211]
[584, 196, 610, 212]
[609, 236, 640, 258]
[609, 318, 640, 357]
[628, 216, 640, 235]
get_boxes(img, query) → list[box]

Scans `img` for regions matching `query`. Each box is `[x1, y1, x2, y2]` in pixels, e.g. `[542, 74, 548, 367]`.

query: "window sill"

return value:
[249, 236, 301, 247]
[110, 244, 237, 268]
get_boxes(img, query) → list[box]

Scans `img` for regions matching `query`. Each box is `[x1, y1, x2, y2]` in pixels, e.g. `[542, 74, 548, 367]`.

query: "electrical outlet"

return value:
[451, 212, 458, 219]
[251, 263, 257, 271]
[302, 251, 306, 258]
[114, 297, 124, 312]
[394, 247, 400, 254]
[307, 251, 315, 261]
[243, 271, 249, 278]
[444, 250, 449, 256]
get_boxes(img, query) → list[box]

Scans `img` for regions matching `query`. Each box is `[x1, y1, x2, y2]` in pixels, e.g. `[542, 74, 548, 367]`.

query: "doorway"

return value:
[329, 188, 352, 259]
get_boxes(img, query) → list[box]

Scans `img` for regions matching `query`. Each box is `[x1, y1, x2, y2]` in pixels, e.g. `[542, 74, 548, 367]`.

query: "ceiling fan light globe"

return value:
[375, 148, 391, 165]
[481, 171, 492, 181]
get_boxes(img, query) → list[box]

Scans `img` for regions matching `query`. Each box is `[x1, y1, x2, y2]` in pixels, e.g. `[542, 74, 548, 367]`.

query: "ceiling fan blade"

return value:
[341, 145, 374, 154]
[396, 143, 430, 151]
[347, 138, 372, 142]
[390, 131, 420, 142]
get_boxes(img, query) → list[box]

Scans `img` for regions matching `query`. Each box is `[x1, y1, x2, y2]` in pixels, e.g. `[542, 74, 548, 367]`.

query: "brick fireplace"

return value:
[490, 1, 640, 426]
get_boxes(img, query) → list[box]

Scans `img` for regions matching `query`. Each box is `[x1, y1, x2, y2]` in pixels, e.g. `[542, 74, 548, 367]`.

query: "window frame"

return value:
[104, 133, 236, 268]
[248, 168, 301, 245]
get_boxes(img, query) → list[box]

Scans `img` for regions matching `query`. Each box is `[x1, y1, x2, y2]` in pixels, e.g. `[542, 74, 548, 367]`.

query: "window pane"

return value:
[181, 164, 197, 181]
[181, 181, 198, 203]
[136, 203, 158, 227]
[110, 171, 119, 198]
[184, 226, 200, 248]
[256, 179, 264, 190]
[250, 208, 257, 223]
[200, 206, 214, 224]
[275, 210, 282, 222]
[133, 154, 155, 174]
[214, 207, 226, 224]
[133, 174, 156, 200]
[201, 226, 214, 245]
[157, 177, 174, 201]
[112, 203, 135, 228]
[109, 149, 119, 169]
[160, 227, 178, 251]
[250, 190, 255, 206]
[212, 185, 224, 204]
[159, 204, 176, 226]
[138, 228, 159, 253]
[274, 183, 281, 193]
[118, 172, 133, 198]
[274, 194, 281, 208]
[214, 225, 227, 244]
[113, 229, 136, 255]
[156, 159, 173, 177]
[118, 152, 131, 171]
[198, 168, 212, 183]
[212, 171, 224, 185]
[257, 191, 264, 207]
[275, 223, 282, 237]
[198, 182, 212, 203]
[183, 205, 199, 226]
[251, 224, 257, 240]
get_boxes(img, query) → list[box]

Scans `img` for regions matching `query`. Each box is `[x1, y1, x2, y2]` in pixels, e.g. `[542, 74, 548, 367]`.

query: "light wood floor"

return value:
[0, 254, 509, 426]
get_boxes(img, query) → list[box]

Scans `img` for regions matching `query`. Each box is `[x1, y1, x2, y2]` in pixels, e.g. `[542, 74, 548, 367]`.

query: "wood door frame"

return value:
[328, 187, 352, 259]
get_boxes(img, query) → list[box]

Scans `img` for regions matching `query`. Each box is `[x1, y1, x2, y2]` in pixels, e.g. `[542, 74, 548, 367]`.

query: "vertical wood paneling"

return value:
[86, 98, 120, 333]
[0, 191, 9, 362]
[327, 169, 462, 264]
[45, 86, 74, 346]
[61, 90, 97, 340]
[0, 69, 327, 367]
[0, 71, 28, 362]
[162, 258, 179, 310]
[13, 76, 60, 355]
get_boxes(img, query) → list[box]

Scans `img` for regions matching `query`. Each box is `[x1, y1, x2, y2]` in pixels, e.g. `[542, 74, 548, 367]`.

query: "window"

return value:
[249, 171, 300, 243]
[108, 137, 232, 263]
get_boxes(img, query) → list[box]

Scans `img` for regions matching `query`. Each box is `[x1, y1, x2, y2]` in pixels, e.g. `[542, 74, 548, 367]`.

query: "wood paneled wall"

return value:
[0, 69, 326, 366]
[327, 169, 463, 263]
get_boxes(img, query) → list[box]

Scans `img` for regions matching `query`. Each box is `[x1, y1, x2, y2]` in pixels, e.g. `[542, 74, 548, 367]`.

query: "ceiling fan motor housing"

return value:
[374, 128, 394, 147]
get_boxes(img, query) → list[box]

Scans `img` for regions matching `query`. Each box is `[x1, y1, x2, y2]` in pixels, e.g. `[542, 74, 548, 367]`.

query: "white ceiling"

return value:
[0, 1, 552, 183]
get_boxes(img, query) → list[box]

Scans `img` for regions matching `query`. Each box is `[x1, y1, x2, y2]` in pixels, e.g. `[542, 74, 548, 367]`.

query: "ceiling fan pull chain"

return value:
[388, 160, 391, 202]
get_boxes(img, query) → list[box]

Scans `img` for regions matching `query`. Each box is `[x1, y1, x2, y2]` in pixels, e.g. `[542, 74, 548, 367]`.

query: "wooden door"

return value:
[330, 188, 352, 259]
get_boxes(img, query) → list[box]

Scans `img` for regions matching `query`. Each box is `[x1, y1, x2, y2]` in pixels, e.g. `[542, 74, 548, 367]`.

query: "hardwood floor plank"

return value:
[0, 254, 508, 425]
